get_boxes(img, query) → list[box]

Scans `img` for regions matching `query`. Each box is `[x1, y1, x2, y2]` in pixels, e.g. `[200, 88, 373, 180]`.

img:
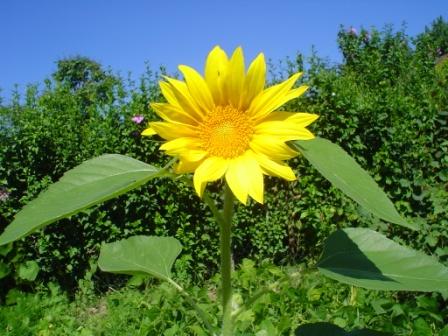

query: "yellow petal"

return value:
[159, 81, 180, 107]
[164, 77, 204, 121]
[253, 152, 296, 181]
[141, 127, 156, 136]
[248, 72, 302, 120]
[160, 137, 202, 155]
[225, 47, 245, 108]
[244, 151, 264, 204]
[193, 156, 229, 197]
[254, 120, 316, 141]
[225, 157, 248, 205]
[259, 111, 318, 127]
[225, 151, 264, 204]
[256, 111, 296, 122]
[254, 85, 309, 118]
[250, 135, 298, 160]
[151, 103, 197, 125]
[286, 112, 319, 126]
[173, 150, 207, 170]
[281, 85, 309, 105]
[241, 53, 266, 110]
[179, 65, 214, 112]
[180, 150, 208, 162]
[149, 122, 198, 140]
[205, 46, 229, 106]
[175, 158, 204, 174]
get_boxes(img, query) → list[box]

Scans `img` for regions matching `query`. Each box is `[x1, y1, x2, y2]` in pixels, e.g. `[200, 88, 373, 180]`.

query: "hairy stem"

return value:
[220, 185, 234, 336]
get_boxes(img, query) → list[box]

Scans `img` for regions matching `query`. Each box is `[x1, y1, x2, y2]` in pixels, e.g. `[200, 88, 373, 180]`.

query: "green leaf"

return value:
[318, 228, 448, 291]
[0, 154, 164, 245]
[98, 235, 182, 281]
[295, 322, 391, 335]
[127, 274, 149, 287]
[0, 261, 10, 279]
[440, 325, 448, 336]
[294, 138, 416, 230]
[0, 244, 12, 256]
[18, 260, 40, 281]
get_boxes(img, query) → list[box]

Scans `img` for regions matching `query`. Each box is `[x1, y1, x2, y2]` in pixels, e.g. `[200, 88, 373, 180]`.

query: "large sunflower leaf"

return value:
[98, 236, 182, 281]
[317, 228, 448, 291]
[294, 138, 416, 230]
[295, 322, 391, 335]
[0, 154, 164, 245]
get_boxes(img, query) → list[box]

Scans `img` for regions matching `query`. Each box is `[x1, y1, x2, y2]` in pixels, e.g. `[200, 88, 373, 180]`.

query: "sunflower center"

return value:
[199, 105, 253, 159]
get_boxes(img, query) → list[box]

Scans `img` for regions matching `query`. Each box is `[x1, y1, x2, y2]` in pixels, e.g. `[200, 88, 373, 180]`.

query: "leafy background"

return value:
[0, 18, 447, 335]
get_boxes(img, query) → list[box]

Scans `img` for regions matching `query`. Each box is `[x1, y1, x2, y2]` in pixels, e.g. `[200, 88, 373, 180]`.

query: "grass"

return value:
[1, 259, 447, 335]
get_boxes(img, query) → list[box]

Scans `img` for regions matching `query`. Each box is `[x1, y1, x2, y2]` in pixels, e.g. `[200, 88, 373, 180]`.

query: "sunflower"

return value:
[143, 46, 318, 204]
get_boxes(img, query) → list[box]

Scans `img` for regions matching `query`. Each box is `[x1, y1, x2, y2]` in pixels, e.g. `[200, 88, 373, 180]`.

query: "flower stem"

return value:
[220, 185, 234, 336]
[203, 185, 235, 335]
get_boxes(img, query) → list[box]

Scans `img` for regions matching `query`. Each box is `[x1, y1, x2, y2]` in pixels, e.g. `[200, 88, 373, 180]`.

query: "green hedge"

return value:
[0, 18, 447, 293]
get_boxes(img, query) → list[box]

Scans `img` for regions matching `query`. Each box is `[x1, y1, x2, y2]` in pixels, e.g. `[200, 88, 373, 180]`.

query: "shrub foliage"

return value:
[0, 18, 447, 297]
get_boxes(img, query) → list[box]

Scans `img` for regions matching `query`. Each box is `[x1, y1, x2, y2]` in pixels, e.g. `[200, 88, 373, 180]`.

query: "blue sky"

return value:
[1, 0, 447, 101]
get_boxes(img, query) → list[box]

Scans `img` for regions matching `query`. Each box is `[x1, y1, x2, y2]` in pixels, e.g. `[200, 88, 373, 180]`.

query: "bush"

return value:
[0, 18, 447, 296]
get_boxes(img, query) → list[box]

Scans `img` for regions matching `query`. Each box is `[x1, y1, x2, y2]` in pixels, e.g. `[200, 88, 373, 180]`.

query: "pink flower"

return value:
[0, 188, 9, 202]
[131, 115, 145, 124]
